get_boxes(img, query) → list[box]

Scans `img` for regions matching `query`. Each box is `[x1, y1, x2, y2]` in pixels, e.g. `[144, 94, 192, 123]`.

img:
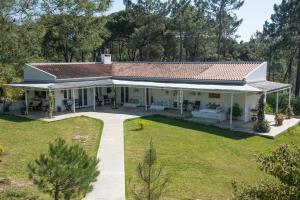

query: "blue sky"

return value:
[106, 0, 282, 42]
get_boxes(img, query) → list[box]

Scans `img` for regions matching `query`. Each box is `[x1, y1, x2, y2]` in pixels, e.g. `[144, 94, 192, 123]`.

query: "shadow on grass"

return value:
[137, 114, 255, 140]
[0, 114, 34, 123]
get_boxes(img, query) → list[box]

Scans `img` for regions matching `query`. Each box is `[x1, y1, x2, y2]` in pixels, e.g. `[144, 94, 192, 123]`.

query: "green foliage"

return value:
[28, 138, 99, 200]
[131, 137, 169, 200]
[264, 102, 273, 114]
[285, 105, 294, 119]
[233, 144, 300, 199]
[0, 144, 3, 155]
[253, 94, 270, 133]
[227, 103, 242, 118]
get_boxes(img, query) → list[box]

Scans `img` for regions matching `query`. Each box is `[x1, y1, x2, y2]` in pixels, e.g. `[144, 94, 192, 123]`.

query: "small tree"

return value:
[253, 94, 270, 133]
[232, 144, 300, 199]
[28, 138, 99, 200]
[131, 137, 169, 200]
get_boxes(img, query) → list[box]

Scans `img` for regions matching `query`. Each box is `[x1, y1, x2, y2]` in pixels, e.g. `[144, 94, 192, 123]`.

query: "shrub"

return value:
[227, 103, 242, 118]
[292, 97, 300, 115]
[253, 94, 270, 133]
[264, 103, 273, 114]
[253, 120, 271, 133]
[285, 105, 294, 119]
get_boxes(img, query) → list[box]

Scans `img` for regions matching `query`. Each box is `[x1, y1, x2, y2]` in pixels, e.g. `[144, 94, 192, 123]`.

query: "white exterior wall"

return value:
[24, 65, 56, 82]
[128, 87, 144, 105]
[244, 92, 260, 122]
[245, 62, 267, 83]
[54, 90, 65, 111]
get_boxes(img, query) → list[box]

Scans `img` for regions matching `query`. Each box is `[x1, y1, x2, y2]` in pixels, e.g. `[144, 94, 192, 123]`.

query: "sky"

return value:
[106, 0, 282, 42]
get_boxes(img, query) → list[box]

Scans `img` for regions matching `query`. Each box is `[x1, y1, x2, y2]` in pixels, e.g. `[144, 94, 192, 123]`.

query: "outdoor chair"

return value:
[194, 101, 201, 110]
[32, 100, 42, 111]
[103, 95, 111, 105]
[96, 96, 103, 106]
[63, 99, 72, 112]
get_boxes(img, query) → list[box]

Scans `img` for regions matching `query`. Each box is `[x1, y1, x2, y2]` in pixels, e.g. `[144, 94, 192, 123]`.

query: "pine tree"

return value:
[28, 138, 99, 200]
[131, 137, 169, 200]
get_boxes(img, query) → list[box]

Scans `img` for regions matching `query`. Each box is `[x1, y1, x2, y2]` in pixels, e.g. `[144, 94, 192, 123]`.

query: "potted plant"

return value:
[285, 105, 294, 119]
[275, 113, 284, 126]
[227, 103, 242, 120]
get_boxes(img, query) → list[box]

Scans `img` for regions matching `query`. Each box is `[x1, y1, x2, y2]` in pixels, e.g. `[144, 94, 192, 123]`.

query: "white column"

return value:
[244, 93, 247, 122]
[180, 90, 183, 115]
[24, 90, 28, 115]
[123, 87, 126, 103]
[288, 87, 291, 107]
[93, 87, 96, 111]
[72, 89, 75, 113]
[230, 93, 234, 126]
[144, 88, 148, 111]
[264, 91, 267, 103]
[276, 91, 279, 113]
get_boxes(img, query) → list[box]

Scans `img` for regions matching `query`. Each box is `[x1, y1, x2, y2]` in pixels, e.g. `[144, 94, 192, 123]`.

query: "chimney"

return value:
[101, 54, 112, 64]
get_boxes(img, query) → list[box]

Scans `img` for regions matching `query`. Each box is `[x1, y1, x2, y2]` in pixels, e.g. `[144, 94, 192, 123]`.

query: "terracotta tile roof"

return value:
[112, 62, 261, 81]
[32, 63, 112, 79]
[31, 62, 262, 81]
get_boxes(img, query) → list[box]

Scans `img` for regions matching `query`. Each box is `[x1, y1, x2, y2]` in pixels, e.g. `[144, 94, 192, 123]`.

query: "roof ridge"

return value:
[113, 61, 263, 64]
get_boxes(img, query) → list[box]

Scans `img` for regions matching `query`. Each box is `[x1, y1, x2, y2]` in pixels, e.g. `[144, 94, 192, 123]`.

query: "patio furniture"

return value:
[150, 104, 165, 111]
[194, 101, 201, 110]
[103, 95, 111, 105]
[192, 108, 226, 122]
[63, 99, 72, 111]
[31, 100, 42, 110]
[96, 96, 103, 106]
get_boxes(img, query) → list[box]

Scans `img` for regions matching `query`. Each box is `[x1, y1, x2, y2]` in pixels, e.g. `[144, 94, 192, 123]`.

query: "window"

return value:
[64, 90, 72, 99]
[209, 93, 220, 98]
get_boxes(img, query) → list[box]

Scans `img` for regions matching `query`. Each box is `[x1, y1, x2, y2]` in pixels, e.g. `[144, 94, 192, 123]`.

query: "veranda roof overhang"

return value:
[7, 79, 290, 93]
[248, 81, 291, 93]
[6, 79, 113, 90]
[112, 80, 261, 93]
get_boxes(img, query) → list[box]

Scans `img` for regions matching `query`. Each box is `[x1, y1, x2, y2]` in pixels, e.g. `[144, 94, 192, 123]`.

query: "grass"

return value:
[0, 114, 103, 199]
[124, 115, 300, 200]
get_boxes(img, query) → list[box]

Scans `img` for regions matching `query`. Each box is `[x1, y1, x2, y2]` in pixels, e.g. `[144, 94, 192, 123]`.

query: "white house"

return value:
[8, 54, 291, 125]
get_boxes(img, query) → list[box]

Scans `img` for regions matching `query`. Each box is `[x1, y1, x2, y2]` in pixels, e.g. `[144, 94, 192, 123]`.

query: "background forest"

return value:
[0, 0, 299, 99]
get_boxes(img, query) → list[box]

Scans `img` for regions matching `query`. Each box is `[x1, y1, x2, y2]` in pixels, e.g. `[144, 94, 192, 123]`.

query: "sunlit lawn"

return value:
[0, 114, 103, 199]
[124, 115, 300, 199]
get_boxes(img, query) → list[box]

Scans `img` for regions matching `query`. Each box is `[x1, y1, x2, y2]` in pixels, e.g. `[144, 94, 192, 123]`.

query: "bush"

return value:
[227, 103, 242, 118]
[292, 97, 300, 115]
[267, 94, 300, 115]
[253, 94, 271, 133]
[253, 120, 271, 133]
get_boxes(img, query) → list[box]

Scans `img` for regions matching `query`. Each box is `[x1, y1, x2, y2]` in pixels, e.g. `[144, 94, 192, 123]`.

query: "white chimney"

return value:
[101, 54, 112, 64]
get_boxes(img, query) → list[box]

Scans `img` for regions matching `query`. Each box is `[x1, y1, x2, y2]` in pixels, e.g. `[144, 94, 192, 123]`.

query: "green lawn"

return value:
[124, 115, 300, 200]
[0, 114, 103, 199]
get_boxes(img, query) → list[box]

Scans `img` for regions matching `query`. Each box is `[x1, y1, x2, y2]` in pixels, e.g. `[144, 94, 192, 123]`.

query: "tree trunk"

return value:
[295, 45, 300, 96]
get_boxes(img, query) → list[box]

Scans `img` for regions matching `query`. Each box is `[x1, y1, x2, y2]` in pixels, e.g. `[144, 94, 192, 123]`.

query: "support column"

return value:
[72, 89, 75, 113]
[179, 90, 183, 115]
[288, 87, 291, 107]
[24, 90, 28, 115]
[93, 87, 96, 111]
[123, 87, 126, 104]
[244, 93, 247, 122]
[276, 91, 279, 113]
[264, 91, 267, 103]
[144, 87, 148, 111]
[230, 93, 234, 127]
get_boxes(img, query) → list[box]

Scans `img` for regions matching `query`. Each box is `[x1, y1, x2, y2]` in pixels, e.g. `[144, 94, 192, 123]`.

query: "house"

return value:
[8, 54, 291, 125]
